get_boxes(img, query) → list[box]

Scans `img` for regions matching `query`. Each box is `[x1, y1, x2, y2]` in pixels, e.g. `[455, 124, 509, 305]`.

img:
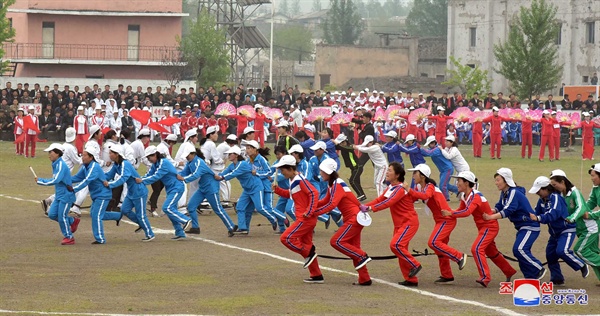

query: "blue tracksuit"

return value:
[106, 160, 154, 239]
[381, 141, 404, 166]
[300, 138, 316, 161]
[180, 156, 234, 231]
[322, 138, 340, 170]
[534, 193, 585, 282]
[271, 160, 295, 232]
[220, 160, 276, 232]
[398, 143, 426, 167]
[297, 158, 309, 178]
[72, 160, 120, 243]
[248, 154, 285, 222]
[37, 157, 76, 239]
[496, 186, 543, 278]
[307, 153, 342, 225]
[420, 146, 458, 200]
[142, 158, 190, 238]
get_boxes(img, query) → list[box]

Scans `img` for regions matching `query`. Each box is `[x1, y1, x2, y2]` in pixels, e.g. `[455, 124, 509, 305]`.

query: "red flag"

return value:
[102, 127, 112, 135]
[129, 109, 152, 124]
[14, 133, 26, 144]
[23, 116, 40, 134]
[157, 117, 181, 126]
[148, 122, 170, 134]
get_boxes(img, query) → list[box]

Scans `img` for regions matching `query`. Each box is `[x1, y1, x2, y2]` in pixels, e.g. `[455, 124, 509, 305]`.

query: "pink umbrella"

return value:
[385, 106, 407, 121]
[508, 109, 525, 121]
[215, 103, 236, 117]
[331, 113, 353, 124]
[450, 107, 472, 121]
[265, 108, 283, 120]
[374, 108, 387, 121]
[568, 112, 581, 129]
[525, 109, 543, 122]
[498, 108, 511, 120]
[556, 111, 572, 124]
[469, 111, 491, 123]
[237, 105, 256, 119]
[408, 108, 430, 124]
[306, 108, 332, 122]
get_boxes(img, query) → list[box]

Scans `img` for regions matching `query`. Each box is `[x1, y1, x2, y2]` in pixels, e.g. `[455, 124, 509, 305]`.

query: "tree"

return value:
[0, 0, 16, 73]
[322, 0, 363, 45]
[279, 0, 289, 16]
[406, 0, 447, 37]
[273, 25, 314, 61]
[493, 0, 562, 100]
[290, 0, 301, 15]
[178, 8, 230, 87]
[312, 0, 322, 11]
[443, 56, 492, 98]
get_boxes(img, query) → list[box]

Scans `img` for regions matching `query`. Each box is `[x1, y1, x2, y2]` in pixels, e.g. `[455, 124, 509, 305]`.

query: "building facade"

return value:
[448, 0, 600, 93]
[4, 0, 187, 79]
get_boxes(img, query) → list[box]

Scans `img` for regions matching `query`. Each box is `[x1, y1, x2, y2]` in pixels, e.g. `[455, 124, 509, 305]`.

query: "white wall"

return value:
[0, 77, 196, 90]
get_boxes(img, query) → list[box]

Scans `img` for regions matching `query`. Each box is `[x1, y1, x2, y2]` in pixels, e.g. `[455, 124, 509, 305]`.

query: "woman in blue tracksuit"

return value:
[216, 145, 276, 234]
[72, 145, 121, 244]
[308, 141, 342, 228]
[139, 145, 191, 240]
[178, 146, 237, 237]
[36, 143, 78, 245]
[105, 144, 154, 242]
[319, 128, 340, 171]
[381, 131, 403, 166]
[420, 136, 458, 201]
[484, 168, 545, 279]
[290, 144, 309, 178]
[399, 134, 426, 189]
[527, 176, 588, 285]
[245, 140, 286, 231]
[272, 145, 295, 233]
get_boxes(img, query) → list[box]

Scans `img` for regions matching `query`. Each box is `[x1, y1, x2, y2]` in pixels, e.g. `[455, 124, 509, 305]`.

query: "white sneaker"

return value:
[151, 211, 160, 217]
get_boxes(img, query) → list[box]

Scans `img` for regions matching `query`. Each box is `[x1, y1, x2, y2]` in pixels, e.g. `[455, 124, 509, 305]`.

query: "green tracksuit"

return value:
[567, 187, 600, 280]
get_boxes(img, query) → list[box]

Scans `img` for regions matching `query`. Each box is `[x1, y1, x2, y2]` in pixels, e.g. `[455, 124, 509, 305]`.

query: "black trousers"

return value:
[107, 185, 124, 211]
[349, 166, 365, 197]
[149, 181, 164, 210]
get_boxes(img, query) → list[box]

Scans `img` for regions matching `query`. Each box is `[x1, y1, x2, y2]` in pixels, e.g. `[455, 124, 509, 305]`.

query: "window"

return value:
[587, 22, 595, 44]
[8, 18, 12, 30]
[436, 75, 445, 80]
[86, 75, 105, 79]
[583, 76, 589, 83]
[42, 22, 55, 59]
[556, 23, 562, 45]
[467, 64, 475, 69]
[127, 25, 140, 61]
[420, 73, 429, 77]
[469, 27, 477, 47]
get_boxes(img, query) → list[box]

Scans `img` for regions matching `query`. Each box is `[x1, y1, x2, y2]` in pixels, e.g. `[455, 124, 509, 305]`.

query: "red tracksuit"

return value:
[231, 115, 250, 137]
[217, 117, 229, 138]
[428, 115, 448, 148]
[449, 189, 516, 286]
[553, 119, 561, 160]
[73, 114, 88, 154]
[521, 119, 533, 159]
[539, 117, 555, 161]
[274, 174, 322, 279]
[579, 120, 600, 159]
[482, 115, 503, 158]
[25, 114, 39, 158]
[14, 116, 24, 155]
[471, 120, 483, 157]
[314, 178, 371, 284]
[252, 113, 272, 148]
[366, 184, 420, 283]
[407, 184, 461, 280]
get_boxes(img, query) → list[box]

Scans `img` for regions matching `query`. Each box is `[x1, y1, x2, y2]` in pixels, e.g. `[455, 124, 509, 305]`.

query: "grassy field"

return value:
[0, 140, 598, 316]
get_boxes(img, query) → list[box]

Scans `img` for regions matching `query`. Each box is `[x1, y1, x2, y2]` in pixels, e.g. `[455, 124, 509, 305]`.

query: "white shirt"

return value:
[356, 144, 388, 167]
[101, 139, 119, 172]
[62, 142, 82, 171]
[130, 139, 149, 169]
[122, 140, 136, 165]
[74, 115, 87, 134]
[107, 116, 121, 130]
[201, 139, 224, 171]
[174, 141, 195, 170]
[87, 139, 108, 168]
[216, 142, 231, 163]
[441, 147, 470, 173]
[157, 141, 177, 166]
[290, 109, 303, 127]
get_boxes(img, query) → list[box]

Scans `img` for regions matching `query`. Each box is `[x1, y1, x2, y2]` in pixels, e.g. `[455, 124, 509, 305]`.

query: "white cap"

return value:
[180, 144, 197, 158]
[333, 91, 339, 95]
[436, 106, 444, 111]
[109, 144, 125, 158]
[138, 128, 150, 137]
[144, 145, 158, 157]
[492, 106, 499, 112]
[384, 131, 398, 138]
[289, 144, 304, 154]
[226, 134, 238, 141]
[398, 90, 403, 94]
[184, 129, 197, 142]
[551, 111, 557, 115]
[418, 93, 423, 96]
[95, 105, 102, 111]
[445, 135, 456, 143]
[550, 169, 567, 179]
[206, 126, 218, 135]
[335, 134, 347, 143]
[372, 90, 378, 94]
[77, 106, 84, 111]
[590, 163, 600, 174]
[361, 135, 375, 146]
[409, 106, 415, 110]
[245, 140, 259, 149]
[81, 101, 87, 106]
[65, 127, 76, 143]
[273, 155, 296, 168]
[542, 110, 550, 115]
[88, 125, 101, 140]
[583, 112, 591, 117]
[83, 144, 100, 162]
[276, 121, 289, 128]
[496, 168, 516, 187]
[407, 164, 432, 178]
[143, 106, 150, 111]
[365, 88, 370, 92]
[303, 124, 315, 132]
[121, 101, 126, 105]
[474, 108, 481, 112]
[310, 141, 327, 151]
[424, 135, 437, 146]
[44, 143, 64, 152]
[254, 104, 264, 110]
[163, 106, 170, 111]
[350, 92, 356, 96]
[243, 127, 255, 134]
[379, 91, 385, 94]
[341, 91, 347, 95]
[529, 176, 551, 194]
[451, 171, 478, 184]
[165, 134, 178, 142]
[193, 103, 199, 107]
[225, 145, 241, 155]
[319, 158, 338, 175]
[404, 134, 416, 143]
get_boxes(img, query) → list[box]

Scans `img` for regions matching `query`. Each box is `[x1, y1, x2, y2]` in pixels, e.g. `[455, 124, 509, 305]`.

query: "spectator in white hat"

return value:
[440, 135, 470, 173]
[354, 135, 388, 195]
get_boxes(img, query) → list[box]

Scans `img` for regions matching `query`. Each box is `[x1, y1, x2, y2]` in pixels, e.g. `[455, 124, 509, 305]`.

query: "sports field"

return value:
[0, 141, 598, 316]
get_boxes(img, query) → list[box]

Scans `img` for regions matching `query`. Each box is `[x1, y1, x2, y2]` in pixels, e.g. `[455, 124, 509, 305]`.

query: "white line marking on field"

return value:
[0, 311, 208, 316]
[0, 194, 39, 203]
[1, 194, 525, 316]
